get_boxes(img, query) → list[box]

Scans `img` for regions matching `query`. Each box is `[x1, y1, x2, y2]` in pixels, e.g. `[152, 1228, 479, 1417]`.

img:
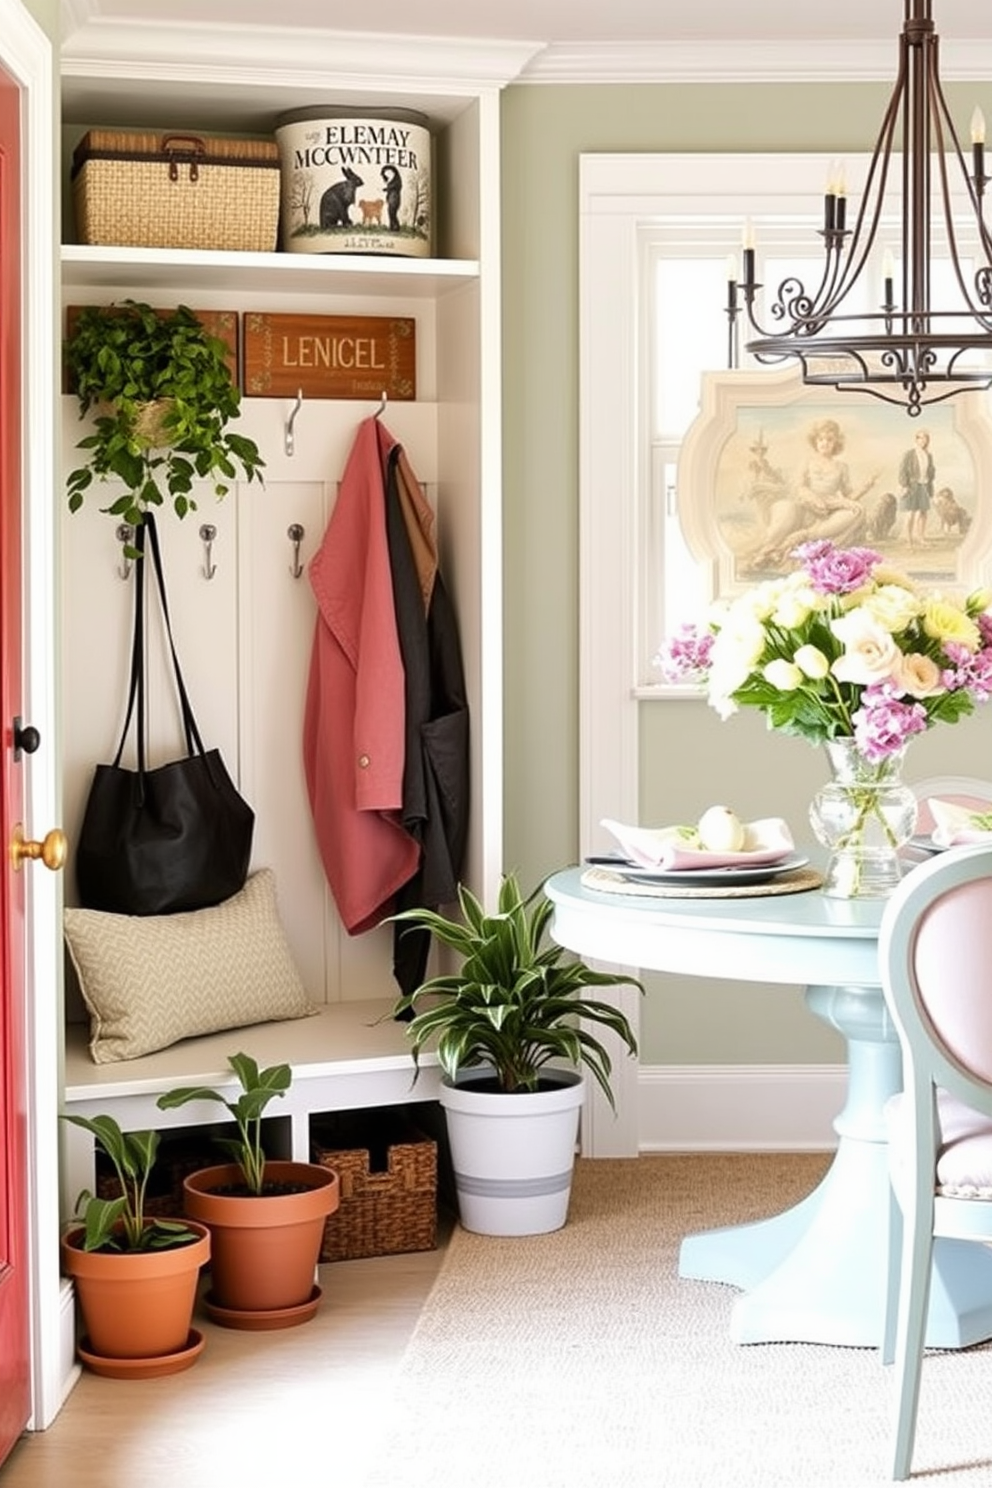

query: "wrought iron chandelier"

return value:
[726, 0, 992, 416]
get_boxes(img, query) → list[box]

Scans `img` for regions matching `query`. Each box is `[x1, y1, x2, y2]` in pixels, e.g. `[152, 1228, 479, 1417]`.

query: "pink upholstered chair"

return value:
[878, 844, 992, 1480]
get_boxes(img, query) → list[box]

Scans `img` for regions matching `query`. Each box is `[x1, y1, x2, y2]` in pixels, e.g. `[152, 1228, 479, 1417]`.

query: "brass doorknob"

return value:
[10, 825, 67, 872]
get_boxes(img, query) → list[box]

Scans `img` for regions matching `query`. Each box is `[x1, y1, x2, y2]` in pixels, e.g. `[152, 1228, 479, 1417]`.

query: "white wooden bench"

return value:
[61, 997, 440, 1214]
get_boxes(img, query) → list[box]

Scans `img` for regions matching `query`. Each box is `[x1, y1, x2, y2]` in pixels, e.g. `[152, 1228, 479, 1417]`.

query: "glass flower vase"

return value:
[808, 737, 918, 899]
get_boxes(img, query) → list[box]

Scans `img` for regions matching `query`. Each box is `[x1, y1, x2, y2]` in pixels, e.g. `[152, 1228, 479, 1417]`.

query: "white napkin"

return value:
[600, 816, 795, 871]
[928, 798, 992, 848]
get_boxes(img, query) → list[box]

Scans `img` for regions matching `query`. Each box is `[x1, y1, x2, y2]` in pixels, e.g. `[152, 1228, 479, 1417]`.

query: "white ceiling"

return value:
[59, 0, 992, 47]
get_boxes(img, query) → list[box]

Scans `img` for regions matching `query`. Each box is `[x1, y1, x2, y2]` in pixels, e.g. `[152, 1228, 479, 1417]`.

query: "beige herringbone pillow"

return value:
[64, 868, 318, 1064]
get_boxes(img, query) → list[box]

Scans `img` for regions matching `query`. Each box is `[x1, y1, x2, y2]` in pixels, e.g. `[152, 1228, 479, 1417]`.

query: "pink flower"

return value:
[793, 541, 883, 596]
[852, 685, 928, 760]
[654, 624, 714, 682]
[942, 642, 992, 703]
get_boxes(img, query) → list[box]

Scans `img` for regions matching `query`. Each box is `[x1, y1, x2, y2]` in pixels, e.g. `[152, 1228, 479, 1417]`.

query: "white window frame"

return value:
[578, 152, 853, 861]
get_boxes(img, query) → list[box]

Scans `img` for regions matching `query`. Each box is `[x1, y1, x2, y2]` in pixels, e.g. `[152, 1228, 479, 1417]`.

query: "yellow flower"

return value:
[922, 598, 981, 652]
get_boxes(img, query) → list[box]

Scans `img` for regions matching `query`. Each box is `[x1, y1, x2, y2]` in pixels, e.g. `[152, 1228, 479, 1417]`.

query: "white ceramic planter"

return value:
[439, 1069, 585, 1236]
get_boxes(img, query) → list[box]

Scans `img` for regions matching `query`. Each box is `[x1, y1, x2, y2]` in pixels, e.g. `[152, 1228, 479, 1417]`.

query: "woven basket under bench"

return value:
[71, 129, 281, 252]
[312, 1111, 438, 1263]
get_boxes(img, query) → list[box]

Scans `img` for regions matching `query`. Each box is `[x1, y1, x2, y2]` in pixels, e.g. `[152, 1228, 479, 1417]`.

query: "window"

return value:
[577, 151, 984, 857]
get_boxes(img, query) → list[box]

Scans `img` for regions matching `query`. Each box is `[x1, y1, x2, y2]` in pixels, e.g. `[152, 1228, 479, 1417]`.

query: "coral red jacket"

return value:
[303, 417, 420, 933]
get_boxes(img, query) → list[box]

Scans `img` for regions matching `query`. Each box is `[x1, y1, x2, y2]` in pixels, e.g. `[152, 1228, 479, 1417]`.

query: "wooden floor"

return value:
[2, 1227, 449, 1486]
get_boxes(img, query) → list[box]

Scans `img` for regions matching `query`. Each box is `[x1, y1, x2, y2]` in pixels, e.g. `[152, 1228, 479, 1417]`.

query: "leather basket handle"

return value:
[161, 134, 206, 183]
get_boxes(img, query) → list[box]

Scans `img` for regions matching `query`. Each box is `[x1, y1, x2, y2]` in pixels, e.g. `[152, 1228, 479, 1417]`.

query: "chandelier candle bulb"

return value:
[972, 107, 987, 195]
[742, 218, 756, 290]
[824, 165, 836, 232]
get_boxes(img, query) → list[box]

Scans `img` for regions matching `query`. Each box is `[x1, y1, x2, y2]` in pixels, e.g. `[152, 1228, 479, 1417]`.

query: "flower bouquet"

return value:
[656, 541, 992, 896]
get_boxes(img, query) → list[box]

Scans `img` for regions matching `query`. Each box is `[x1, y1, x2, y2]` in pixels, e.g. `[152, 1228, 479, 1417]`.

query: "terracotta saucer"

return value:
[201, 1284, 323, 1330]
[77, 1328, 205, 1379]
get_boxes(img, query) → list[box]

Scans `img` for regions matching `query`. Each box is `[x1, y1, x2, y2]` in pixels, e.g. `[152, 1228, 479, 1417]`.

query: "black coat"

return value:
[384, 443, 470, 998]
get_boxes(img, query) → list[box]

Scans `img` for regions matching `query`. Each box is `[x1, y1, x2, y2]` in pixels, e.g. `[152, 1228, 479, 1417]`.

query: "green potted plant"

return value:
[157, 1053, 339, 1330]
[390, 873, 643, 1237]
[59, 1113, 210, 1377]
[64, 299, 264, 534]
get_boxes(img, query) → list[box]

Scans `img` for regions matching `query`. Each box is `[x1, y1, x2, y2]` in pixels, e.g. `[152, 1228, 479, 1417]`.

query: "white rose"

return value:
[863, 583, 921, 634]
[830, 607, 901, 685]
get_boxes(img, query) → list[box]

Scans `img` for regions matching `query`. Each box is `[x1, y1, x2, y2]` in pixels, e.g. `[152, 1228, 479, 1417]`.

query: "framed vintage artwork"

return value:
[677, 366, 992, 603]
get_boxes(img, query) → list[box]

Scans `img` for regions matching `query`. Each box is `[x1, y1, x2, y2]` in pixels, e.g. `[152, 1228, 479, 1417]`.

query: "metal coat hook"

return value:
[285, 388, 303, 456]
[199, 523, 217, 580]
[116, 523, 135, 580]
[288, 523, 305, 578]
[374, 389, 387, 419]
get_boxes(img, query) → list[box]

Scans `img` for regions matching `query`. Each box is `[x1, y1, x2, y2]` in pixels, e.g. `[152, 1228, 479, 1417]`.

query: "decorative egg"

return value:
[697, 805, 746, 853]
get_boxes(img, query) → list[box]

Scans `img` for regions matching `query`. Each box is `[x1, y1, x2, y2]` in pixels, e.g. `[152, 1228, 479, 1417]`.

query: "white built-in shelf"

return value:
[61, 244, 480, 299]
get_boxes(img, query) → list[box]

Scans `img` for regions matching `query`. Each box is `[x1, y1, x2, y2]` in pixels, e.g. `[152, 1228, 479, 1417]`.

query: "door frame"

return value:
[1, 0, 65, 1432]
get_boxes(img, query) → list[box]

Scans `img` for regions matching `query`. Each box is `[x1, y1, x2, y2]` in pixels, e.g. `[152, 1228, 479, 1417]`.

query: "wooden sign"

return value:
[243, 313, 416, 401]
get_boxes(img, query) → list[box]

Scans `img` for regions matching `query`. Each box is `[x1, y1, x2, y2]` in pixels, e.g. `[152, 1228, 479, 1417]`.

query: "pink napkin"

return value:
[600, 816, 795, 871]
[928, 798, 992, 848]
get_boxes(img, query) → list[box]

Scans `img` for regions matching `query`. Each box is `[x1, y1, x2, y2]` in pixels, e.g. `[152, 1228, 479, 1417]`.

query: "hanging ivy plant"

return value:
[65, 300, 265, 531]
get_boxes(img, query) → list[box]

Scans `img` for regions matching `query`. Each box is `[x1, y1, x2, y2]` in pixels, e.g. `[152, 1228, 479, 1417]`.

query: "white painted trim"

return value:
[637, 1064, 846, 1153]
[60, 19, 542, 92]
[1, 0, 60, 1435]
[518, 37, 992, 85]
[57, 16, 992, 90]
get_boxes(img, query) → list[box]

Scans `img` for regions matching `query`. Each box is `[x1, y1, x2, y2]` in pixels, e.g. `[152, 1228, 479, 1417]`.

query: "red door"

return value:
[0, 63, 30, 1463]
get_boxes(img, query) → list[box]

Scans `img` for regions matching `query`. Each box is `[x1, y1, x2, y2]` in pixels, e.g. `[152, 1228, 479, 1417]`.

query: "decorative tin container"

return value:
[276, 106, 433, 258]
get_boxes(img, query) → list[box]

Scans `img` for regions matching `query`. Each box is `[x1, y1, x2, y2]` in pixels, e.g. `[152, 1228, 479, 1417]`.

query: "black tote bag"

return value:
[75, 514, 254, 916]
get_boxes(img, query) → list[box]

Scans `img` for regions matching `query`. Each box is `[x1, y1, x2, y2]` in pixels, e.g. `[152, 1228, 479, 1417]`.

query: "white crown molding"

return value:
[59, 13, 992, 91]
[60, 18, 544, 92]
[517, 37, 992, 85]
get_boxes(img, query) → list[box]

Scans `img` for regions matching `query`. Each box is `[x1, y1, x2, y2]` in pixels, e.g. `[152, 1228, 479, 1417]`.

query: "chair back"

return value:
[879, 845, 992, 1113]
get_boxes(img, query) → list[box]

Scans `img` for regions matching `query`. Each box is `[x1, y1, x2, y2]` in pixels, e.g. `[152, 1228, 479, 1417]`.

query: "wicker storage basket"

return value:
[71, 130, 281, 252]
[312, 1112, 437, 1263]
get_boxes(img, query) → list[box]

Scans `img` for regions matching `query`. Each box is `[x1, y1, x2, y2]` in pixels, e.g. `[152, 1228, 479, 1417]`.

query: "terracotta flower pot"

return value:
[182, 1160, 340, 1326]
[61, 1220, 210, 1367]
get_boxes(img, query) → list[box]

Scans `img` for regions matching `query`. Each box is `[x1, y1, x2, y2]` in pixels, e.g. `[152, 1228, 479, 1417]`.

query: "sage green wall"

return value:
[500, 81, 992, 1066]
[21, 0, 56, 37]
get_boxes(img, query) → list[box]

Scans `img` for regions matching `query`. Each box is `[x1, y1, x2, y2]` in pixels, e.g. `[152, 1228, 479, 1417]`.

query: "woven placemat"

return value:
[580, 865, 824, 899]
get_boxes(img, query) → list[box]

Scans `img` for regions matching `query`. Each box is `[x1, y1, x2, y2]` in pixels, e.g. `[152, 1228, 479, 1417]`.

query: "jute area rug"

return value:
[359, 1154, 992, 1488]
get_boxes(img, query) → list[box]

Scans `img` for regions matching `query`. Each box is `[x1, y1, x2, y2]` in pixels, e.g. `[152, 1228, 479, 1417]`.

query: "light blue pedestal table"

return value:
[544, 864, 992, 1349]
